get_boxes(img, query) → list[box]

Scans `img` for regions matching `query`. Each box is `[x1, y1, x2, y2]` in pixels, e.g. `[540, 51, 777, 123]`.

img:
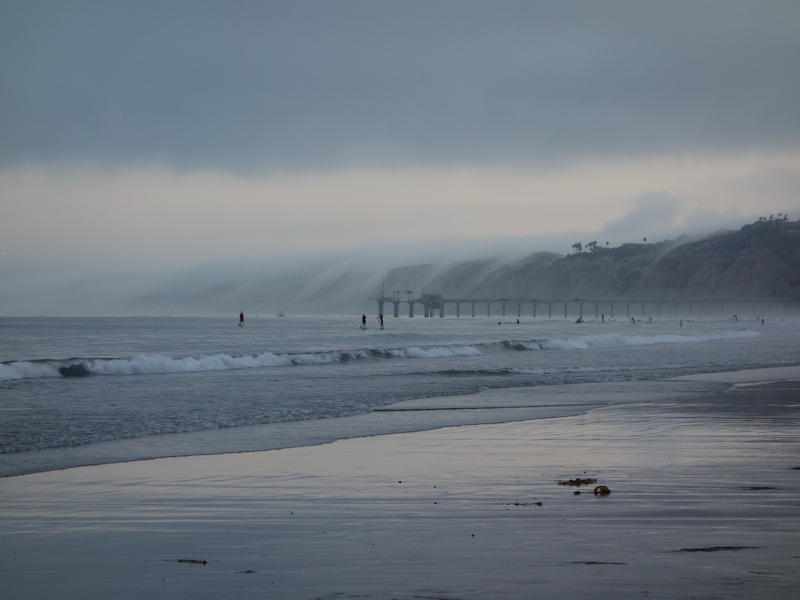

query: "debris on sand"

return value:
[674, 546, 757, 553]
[558, 478, 597, 486]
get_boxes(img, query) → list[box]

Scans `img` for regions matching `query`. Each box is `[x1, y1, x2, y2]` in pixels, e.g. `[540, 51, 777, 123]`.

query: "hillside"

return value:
[382, 217, 800, 302]
[641, 217, 800, 301]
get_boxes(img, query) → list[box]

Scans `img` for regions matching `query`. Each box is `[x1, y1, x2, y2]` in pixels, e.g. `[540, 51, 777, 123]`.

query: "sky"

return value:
[2, 1, 800, 313]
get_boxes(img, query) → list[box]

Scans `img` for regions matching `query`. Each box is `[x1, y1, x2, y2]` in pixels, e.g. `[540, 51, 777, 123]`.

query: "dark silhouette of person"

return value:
[378, 314, 384, 329]
[361, 314, 367, 330]
[239, 311, 244, 327]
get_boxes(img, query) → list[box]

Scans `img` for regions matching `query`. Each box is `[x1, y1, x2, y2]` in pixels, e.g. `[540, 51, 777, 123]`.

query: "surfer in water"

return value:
[361, 314, 367, 330]
[239, 311, 244, 327]
[378, 314, 384, 329]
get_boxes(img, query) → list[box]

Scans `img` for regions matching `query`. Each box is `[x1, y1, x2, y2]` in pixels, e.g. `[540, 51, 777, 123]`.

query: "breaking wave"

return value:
[502, 329, 761, 351]
[0, 329, 759, 382]
[0, 345, 483, 382]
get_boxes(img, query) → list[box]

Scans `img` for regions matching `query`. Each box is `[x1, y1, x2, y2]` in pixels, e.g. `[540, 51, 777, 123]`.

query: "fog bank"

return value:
[1, 220, 729, 317]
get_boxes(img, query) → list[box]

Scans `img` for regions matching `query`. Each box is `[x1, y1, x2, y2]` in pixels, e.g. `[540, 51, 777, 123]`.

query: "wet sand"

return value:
[1, 367, 799, 599]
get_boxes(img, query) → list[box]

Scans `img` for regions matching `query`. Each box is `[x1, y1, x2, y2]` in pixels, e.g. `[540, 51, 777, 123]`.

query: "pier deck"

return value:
[373, 295, 798, 319]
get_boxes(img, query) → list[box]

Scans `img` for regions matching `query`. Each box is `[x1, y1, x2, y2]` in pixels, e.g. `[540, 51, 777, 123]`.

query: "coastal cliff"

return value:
[382, 217, 800, 302]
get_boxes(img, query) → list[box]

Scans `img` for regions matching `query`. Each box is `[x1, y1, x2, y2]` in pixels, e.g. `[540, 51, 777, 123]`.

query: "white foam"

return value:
[85, 352, 294, 376]
[395, 346, 483, 359]
[0, 361, 61, 381]
[289, 352, 342, 365]
[540, 329, 760, 351]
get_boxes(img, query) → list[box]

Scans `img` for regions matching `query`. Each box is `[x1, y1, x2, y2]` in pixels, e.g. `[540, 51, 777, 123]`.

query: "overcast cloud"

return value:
[1, 1, 799, 314]
[3, 1, 799, 170]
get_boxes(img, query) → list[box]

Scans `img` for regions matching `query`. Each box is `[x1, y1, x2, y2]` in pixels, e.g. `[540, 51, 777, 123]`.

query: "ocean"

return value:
[1, 312, 797, 478]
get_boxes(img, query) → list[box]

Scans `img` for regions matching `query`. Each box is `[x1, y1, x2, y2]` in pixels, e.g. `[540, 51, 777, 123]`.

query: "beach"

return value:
[1, 366, 798, 599]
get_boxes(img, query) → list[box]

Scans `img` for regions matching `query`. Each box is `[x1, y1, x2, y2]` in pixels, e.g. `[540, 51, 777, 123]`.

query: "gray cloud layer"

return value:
[2, 1, 799, 172]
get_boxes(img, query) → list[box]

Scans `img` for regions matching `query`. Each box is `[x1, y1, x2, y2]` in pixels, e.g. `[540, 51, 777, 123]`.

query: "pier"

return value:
[374, 292, 800, 319]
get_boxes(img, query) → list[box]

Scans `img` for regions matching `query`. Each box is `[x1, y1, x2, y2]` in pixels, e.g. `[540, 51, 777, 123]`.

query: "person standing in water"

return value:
[378, 314, 384, 329]
[239, 311, 244, 327]
[361, 314, 367, 330]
